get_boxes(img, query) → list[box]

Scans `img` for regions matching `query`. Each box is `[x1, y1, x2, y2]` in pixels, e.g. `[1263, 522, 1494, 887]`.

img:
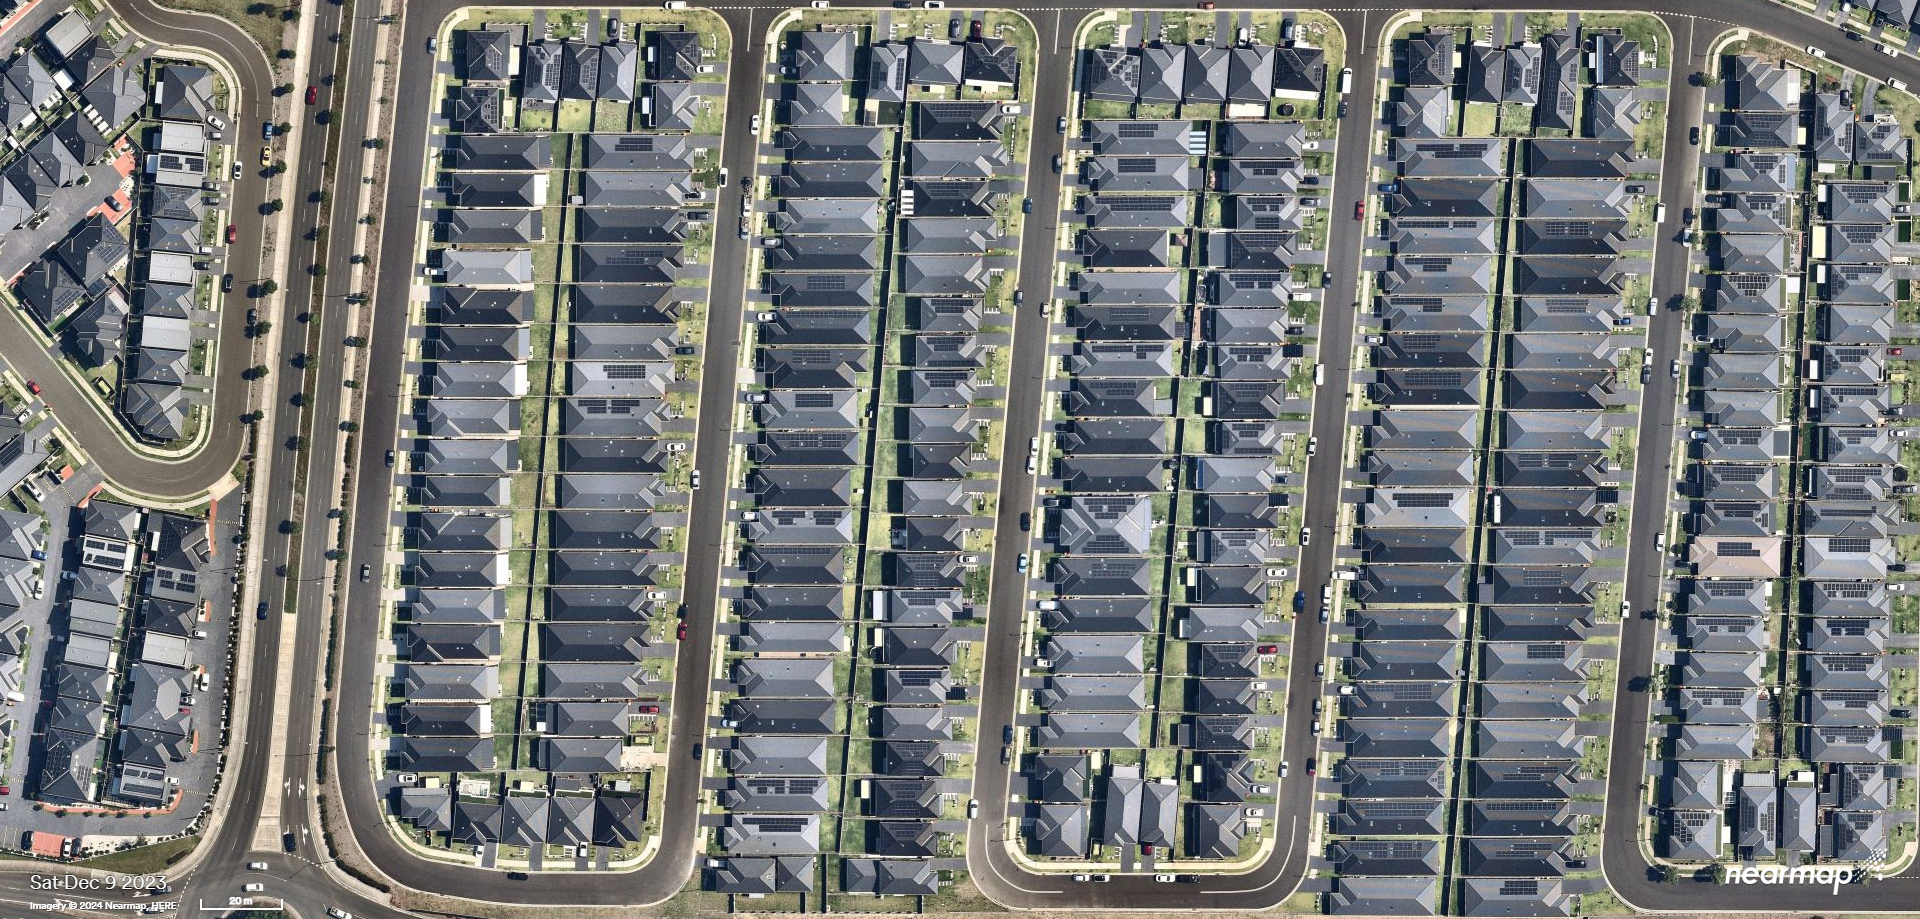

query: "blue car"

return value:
[1292, 591, 1306, 612]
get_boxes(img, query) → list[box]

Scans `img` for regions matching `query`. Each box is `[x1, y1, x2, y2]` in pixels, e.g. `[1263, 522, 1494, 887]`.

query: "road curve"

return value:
[14, 0, 276, 497]
[328, 1, 765, 906]
[5, 0, 1912, 914]
[962, 7, 1375, 908]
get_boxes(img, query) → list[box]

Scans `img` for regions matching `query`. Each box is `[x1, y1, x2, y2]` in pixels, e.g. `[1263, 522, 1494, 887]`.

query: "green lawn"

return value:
[78, 836, 200, 873]
[159, 0, 283, 59]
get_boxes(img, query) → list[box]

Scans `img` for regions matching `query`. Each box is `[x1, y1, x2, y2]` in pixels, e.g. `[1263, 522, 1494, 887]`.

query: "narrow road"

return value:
[2, 0, 1917, 916]
[20, 0, 272, 495]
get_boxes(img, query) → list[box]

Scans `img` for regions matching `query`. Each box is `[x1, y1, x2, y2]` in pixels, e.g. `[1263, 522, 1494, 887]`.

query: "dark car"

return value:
[1003, 724, 1014, 744]
[221, 273, 234, 292]
[1021, 197, 1033, 214]
[359, 564, 371, 583]
[283, 833, 296, 853]
[1689, 126, 1700, 145]
[1019, 512, 1031, 532]
[384, 450, 395, 467]
[1292, 591, 1305, 612]
[257, 602, 269, 620]
[1337, 100, 1348, 117]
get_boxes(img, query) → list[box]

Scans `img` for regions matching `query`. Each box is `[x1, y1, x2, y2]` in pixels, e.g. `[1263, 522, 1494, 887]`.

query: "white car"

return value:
[1154, 874, 1176, 883]
[327, 910, 353, 919]
[243, 884, 264, 893]
[1299, 527, 1312, 546]
[1807, 45, 1827, 57]
[247, 862, 267, 871]
[749, 114, 761, 134]
[1881, 43, 1900, 56]
[810, 0, 829, 7]
[664, 1, 686, 7]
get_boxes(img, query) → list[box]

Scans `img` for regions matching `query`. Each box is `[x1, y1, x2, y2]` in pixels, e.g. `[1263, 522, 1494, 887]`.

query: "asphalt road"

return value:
[963, 9, 1377, 908]
[288, 0, 1920, 913]
[7, 0, 270, 497]
[5, 0, 1920, 916]
[326, 0, 769, 906]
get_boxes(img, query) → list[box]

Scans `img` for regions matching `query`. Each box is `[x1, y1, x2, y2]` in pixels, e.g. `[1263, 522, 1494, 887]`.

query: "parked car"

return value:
[226, 224, 238, 244]
[305, 85, 319, 104]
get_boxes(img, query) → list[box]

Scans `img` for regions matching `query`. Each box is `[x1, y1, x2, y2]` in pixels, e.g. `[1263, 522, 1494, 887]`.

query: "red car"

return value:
[24, 381, 39, 396]
[1257, 644, 1279, 654]
[1891, 347, 1905, 356]
[1352, 201, 1365, 220]
[638, 703, 660, 714]
[305, 85, 319, 105]
[0, 785, 11, 795]
[1304, 759, 1316, 776]
[676, 621, 688, 640]
[225, 224, 238, 244]
[1197, 1, 1214, 7]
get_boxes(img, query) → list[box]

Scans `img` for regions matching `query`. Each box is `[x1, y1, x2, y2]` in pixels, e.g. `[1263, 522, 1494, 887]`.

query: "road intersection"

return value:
[3, 0, 1919, 915]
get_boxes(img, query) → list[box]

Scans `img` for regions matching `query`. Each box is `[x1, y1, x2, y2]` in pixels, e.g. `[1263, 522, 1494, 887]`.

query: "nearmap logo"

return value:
[1723, 858, 1889, 893]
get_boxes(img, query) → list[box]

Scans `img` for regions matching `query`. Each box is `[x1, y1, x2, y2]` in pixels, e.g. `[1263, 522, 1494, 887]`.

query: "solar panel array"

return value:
[1660, 53, 1909, 871]
[382, 22, 715, 860]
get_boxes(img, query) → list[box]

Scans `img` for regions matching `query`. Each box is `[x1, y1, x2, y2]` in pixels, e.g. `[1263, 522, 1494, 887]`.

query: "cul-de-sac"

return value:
[0, 0, 1912, 917]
